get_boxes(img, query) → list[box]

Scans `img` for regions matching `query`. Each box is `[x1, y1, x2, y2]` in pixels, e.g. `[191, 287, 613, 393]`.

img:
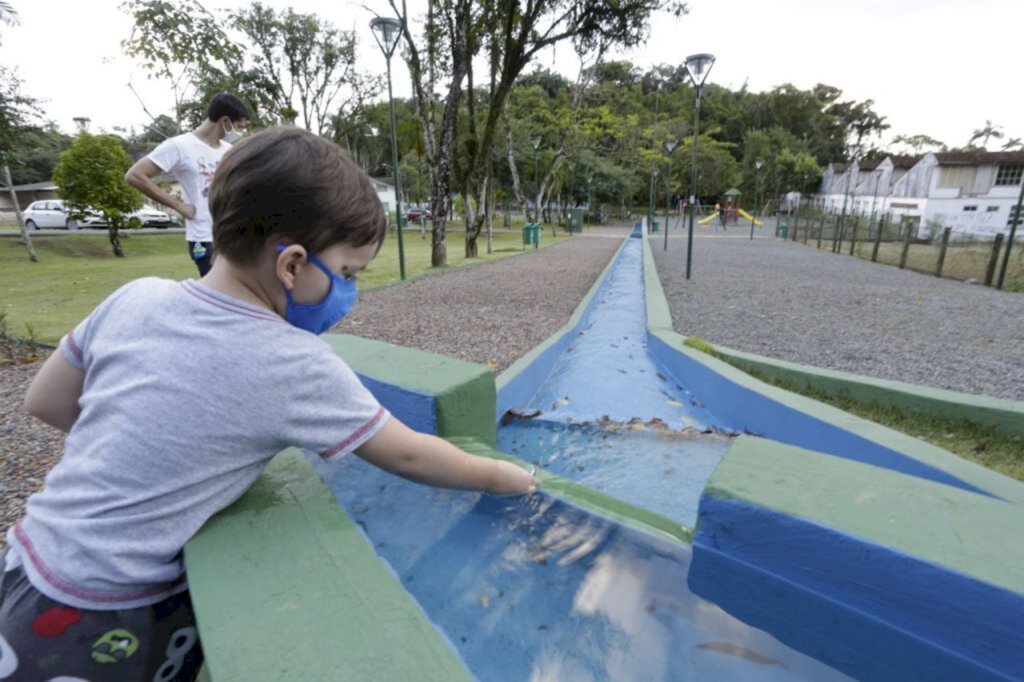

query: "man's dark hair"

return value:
[207, 93, 250, 123]
[210, 127, 386, 265]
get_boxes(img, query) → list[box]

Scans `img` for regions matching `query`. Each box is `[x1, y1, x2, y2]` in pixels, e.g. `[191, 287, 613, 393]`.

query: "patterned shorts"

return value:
[0, 563, 203, 681]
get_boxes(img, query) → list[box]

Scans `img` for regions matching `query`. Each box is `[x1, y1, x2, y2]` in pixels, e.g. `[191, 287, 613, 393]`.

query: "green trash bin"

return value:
[651, 220, 659, 233]
[779, 223, 788, 239]
[531, 223, 541, 248]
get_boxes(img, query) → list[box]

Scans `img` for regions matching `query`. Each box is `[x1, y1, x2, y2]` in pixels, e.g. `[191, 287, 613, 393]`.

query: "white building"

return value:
[370, 177, 397, 215]
[817, 151, 1024, 240]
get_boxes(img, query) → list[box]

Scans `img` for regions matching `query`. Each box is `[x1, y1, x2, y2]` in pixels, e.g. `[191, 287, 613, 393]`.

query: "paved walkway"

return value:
[652, 229, 1024, 401]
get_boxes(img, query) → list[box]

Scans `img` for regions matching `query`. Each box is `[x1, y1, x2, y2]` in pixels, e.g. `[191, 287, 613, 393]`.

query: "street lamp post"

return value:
[752, 158, 764, 240]
[648, 168, 658, 234]
[835, 144, 860, 254]
[370, 16, 407, 281]
[531, 136, 542, 223]
[684, 53, 715, 280]
[586, 176, 593, 228]
[996, 178, 1024, 289]
[663, 139, 678, 251]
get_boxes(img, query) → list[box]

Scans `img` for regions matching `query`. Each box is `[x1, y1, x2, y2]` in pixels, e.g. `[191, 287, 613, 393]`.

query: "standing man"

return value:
[126, 93, 251, 276]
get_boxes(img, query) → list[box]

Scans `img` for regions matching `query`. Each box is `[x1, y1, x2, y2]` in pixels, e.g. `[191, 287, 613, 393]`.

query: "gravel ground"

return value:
[0, 227, 627, 550]
[653, 232, 1024, 401]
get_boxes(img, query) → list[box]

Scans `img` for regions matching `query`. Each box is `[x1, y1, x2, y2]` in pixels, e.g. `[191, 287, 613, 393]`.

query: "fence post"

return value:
[985, 234, 1005, 286]
[792, 211, 800, 241]
[935, 227, 951, 278]
[831, 215, 840, 253]
[899, 218, 913, 269]
[848, 217, 860, 256]
[872, 214, 885, 262]
[817, 213, 825, 249]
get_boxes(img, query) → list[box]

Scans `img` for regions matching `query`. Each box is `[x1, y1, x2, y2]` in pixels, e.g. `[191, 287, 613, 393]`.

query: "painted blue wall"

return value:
[690, 496, 1023, 682]
[646, 333, 993, 496]
[358, 374, 436, 436]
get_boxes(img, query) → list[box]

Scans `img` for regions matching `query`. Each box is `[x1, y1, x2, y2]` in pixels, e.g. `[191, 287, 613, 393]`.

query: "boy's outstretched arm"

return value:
[25, 351, 85, 433]
[355, 417, 538, 496]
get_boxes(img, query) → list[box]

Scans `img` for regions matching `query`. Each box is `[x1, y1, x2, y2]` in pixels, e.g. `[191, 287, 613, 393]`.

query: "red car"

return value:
[405, 207, 432, 221]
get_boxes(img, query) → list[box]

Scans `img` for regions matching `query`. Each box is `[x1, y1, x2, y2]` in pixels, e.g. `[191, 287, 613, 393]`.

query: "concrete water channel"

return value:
[187, 229, 1024, 681]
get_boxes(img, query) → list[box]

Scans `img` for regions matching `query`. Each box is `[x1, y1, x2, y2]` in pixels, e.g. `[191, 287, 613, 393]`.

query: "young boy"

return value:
[1, 127, 537, 681]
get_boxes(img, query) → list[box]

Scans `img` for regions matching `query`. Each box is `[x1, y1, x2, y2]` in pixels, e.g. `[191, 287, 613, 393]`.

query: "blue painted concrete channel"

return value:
[311, 230, 1022, 681]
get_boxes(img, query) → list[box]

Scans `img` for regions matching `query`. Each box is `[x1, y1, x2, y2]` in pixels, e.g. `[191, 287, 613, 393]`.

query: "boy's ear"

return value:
[274, 244, 308, 291]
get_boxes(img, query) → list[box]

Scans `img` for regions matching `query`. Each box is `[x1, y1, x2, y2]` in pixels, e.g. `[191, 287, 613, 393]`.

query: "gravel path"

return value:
[653, 232, 1024, 401]
[0, 227, 627, 550]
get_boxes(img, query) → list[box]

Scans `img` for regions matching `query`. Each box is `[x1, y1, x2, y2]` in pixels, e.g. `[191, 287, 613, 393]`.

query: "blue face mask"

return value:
[276, 245, 358, 335]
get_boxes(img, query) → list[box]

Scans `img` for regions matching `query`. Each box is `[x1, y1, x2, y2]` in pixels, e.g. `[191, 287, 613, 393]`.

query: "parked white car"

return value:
[22, 199, 105, 230]
[127, 207, 176, 228]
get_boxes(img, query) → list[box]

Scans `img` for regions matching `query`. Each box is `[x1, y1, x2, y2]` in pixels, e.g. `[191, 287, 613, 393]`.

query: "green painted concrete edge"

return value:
[705, 436, 1024, 595]
[448, 437, 692, 544]
[653, 328, 1024, 506]
[640, 235, 1024, 506]
[324, 333, 497, 446]
[185, 448, 471, 682]
[496, 236, 630, 393]
[641, 236, 674, 333]
[712, 344, 1024, 438]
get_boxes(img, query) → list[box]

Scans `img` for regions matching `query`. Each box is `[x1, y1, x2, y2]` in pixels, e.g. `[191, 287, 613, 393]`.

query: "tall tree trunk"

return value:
[107, 221, 125, 258]
[503, 104, 531, 221]
[3, 160, 37, 263]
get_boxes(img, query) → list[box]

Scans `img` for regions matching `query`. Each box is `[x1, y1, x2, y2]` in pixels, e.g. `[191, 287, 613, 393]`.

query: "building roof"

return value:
[857, 160, 880, 171]
[935, 150, 1024, 166]
[889, 155, 922, 169]
[0, 181, 58, 192]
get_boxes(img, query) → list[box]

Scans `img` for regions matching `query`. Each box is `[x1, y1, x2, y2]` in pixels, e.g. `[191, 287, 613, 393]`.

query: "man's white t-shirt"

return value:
[148, 133, 232, 242]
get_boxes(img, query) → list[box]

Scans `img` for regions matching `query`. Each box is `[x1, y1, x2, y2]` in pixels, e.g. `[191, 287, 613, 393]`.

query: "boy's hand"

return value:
[487, 460, 540, 497]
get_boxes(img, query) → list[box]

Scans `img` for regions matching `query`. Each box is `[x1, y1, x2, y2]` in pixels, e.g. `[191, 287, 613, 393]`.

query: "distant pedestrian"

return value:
[126, 93, 251, 277]
[717, 202, 727, 230]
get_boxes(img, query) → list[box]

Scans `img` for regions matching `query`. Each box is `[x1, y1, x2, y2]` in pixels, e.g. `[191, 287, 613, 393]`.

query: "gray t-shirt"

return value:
[7, 278, 388, 609]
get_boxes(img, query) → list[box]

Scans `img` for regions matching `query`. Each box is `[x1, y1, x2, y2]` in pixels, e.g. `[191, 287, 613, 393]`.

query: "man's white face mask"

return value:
[222, 120, 245, 143]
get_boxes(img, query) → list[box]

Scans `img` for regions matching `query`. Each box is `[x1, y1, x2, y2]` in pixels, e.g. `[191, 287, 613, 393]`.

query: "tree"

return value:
[232, 3, 379, 135]
[52, 134, 143, 257]
[0, 66, 38, 262]
[1002, 137, 1024, 151]
[890, 133, 945, 155]
[968, 120, 1004, 149]
[6, 124, 72, 184]
[121, 0, 242, 132]
[389, 0, 686, 264]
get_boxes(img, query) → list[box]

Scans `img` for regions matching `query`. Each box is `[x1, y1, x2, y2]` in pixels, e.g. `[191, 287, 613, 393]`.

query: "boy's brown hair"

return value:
[210, 127, 386, 264]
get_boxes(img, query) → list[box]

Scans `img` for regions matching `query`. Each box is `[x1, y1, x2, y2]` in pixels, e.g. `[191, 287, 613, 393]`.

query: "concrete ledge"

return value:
[185, 449, 470, 682]
[691, 436, 1024, 681]
[449, 437, 692, 544]
[325, 334, 497, 446]
[713, 344, 1024, 438]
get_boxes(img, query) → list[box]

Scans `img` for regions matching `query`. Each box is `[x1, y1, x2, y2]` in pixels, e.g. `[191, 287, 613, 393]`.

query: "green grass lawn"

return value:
[0, 229, 567, 343]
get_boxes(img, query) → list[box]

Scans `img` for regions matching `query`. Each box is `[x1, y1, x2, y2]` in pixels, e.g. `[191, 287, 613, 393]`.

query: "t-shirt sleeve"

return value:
[282, 349, 390, 463]
[147, 137, 182, 174]
[58, 280, 144, 371]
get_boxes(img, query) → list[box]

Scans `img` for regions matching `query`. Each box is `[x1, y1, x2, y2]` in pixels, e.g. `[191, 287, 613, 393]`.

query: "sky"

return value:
[1, 0, 1022, 151]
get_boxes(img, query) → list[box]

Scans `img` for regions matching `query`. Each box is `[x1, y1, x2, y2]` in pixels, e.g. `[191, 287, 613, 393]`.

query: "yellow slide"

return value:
[698, 212, 719, 225]
[737, 209, 763, 226]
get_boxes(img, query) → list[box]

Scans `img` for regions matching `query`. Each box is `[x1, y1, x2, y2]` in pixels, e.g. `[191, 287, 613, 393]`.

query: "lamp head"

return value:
[684, 53, 715, 87]
[755, 158, 764, 170]
[370, 17, 402, 58]
[664, 139, 679, 155]
[73, 116, 91, 133]
[531, 136, 542, 150]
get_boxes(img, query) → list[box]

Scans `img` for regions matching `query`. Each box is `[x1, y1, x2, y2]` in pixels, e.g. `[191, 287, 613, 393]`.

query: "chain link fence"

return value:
[782, 210, 1024, 292]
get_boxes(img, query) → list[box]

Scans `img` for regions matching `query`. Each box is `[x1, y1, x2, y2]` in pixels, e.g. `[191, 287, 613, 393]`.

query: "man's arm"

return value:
[355, 417, 537, 496]
[25, 352, 85, 433]
[124, 158, 196, 219]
